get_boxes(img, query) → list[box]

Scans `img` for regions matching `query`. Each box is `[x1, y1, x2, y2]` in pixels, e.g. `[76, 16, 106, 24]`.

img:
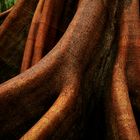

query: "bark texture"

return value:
[0, 0, 140, 139]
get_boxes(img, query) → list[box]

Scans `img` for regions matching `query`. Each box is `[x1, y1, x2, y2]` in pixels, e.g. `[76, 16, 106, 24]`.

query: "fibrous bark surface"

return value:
[0, 0, 140, 140]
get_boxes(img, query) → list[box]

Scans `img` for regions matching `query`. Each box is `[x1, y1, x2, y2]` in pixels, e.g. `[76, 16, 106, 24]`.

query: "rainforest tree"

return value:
[0, 0, 139, 140]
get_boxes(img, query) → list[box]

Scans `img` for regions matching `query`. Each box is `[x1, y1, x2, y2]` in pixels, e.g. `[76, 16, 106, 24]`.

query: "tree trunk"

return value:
[0, 0, 139, 139]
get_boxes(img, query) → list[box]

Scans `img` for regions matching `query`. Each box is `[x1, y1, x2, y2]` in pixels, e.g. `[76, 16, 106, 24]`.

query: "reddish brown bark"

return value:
[0, 0, 140, 139]
[106, 0, 140, 139]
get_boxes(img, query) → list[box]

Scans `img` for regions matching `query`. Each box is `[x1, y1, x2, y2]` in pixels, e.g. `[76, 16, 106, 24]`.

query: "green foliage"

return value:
[0, 0, 16, 12]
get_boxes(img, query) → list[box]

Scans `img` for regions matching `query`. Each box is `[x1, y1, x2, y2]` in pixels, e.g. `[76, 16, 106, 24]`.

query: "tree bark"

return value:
[0, 0, 139, 140]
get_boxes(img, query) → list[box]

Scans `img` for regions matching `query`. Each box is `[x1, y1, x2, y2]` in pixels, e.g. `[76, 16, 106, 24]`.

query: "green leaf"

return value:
[0, 0, 16, 12]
